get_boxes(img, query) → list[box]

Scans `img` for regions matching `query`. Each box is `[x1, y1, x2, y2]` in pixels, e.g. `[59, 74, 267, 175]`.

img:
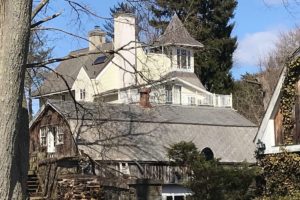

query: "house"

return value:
[29, 99, 257, 199]
[255, 64, 300, 155]
[29, 12, 257, 199]
[32, 13, 232, 108]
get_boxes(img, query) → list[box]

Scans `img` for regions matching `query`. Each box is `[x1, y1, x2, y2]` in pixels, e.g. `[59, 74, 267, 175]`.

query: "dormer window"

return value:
[177, 48, 191, 69]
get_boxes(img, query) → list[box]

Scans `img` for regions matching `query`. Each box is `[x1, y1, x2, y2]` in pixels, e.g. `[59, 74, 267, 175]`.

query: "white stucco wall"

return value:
[114, 13, 136, 88]
[72, 67, 96, 102]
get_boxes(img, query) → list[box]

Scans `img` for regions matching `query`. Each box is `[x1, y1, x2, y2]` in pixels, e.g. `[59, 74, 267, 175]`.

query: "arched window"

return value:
[201, 147, 214, 161]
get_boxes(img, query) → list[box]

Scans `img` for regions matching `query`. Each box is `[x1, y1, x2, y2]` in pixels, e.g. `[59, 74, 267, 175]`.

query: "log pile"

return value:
[57, 176, 102, 199]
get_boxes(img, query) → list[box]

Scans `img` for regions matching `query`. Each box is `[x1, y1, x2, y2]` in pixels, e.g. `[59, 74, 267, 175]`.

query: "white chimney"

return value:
[88, 26, 106, 51]
[114, 13, 136, 88]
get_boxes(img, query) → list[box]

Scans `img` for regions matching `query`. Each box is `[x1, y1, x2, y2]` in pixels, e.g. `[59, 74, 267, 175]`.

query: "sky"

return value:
[232, 0, 300, 78]
[41, 0, 300, 79]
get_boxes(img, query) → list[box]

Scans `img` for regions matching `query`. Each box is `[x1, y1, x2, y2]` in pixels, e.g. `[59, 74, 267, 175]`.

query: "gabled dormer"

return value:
[152, 13, 204, 73]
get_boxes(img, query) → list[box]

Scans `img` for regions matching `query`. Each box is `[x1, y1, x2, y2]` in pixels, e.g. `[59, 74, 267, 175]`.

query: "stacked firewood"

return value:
[57, 177, 102, 199]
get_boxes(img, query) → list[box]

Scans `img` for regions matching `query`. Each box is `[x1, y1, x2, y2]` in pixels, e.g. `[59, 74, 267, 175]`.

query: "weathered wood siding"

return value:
[96, 162, 189, 184]
[30, 106, 77, 158]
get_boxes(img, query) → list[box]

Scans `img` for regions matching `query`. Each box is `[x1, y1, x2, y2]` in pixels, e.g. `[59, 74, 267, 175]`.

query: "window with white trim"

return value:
[177, 48, 191, 69]
[80, 89, 86, 100]
[119, 162, 130, 175]
[56, 126, 64, 145]
[188, 96, 196, 105]
[173, 85, 182, 104]
[40, 127, 47, 147]
[165, 85, 173, 104]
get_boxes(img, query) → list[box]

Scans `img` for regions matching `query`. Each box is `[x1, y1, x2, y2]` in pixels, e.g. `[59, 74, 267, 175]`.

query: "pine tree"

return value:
[149, 0, 237, 93]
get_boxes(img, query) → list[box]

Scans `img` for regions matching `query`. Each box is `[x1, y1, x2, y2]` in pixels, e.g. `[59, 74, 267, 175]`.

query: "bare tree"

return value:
[0, 0, 32, 199]
[258, 28, 300, 109]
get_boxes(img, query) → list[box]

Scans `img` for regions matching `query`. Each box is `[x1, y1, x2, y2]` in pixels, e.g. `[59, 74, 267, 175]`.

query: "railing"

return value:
[119, 89, 233, 108]
[200, 93, 232, 108]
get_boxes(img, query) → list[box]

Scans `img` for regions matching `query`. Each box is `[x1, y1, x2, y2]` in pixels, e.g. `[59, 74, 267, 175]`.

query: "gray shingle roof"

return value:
[49, 100, 256, 127]
[77, 124, 257, 163]
[38, 100, 257, 163]
[155, 14, 204, 48]
[32, 43, 113, 97]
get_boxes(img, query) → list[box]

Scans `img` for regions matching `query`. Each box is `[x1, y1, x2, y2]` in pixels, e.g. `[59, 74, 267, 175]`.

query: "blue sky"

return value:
[232, 0, 299, 77]
[42, 0, 299, 78]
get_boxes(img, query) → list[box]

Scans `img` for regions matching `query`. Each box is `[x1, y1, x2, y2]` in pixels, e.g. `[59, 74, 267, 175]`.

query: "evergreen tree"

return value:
[167, 141, 258, 200]
[149, 0, 237, 93]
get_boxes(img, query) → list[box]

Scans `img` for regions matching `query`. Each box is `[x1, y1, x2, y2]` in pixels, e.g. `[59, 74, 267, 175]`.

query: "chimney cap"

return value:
[88, 26, 106, 37]
[113, 12, 135, 19]
[139, 88, 151, 94]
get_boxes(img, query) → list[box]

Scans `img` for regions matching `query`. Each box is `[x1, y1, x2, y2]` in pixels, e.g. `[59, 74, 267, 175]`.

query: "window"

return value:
[120, 162, 130, 175]
[174, 196, 184, 200]
[50, 126, 57, 145]
[165, 85, 173, 104]
[56, 126, 64, 145]
[80, 89, 86, 100]
[165, 196, 185, 200]
[40, 127, 47, 146]
[181, 49, 187, 69]
[40, 126, 64, 147]
[187, 50, 191, 67]
[188, 96, 196, 105]
[61, 95, 65, 101]
[177, 48, 191, 69]
[173, 85, 181, 104]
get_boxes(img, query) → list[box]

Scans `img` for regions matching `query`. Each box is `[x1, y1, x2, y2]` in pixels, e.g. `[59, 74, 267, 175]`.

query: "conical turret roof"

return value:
[155, 13, 204, 48]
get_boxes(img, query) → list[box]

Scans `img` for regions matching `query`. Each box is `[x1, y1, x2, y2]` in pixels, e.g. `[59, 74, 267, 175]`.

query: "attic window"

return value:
[93, 56, 107, 65]
[80, 89, 86, 100]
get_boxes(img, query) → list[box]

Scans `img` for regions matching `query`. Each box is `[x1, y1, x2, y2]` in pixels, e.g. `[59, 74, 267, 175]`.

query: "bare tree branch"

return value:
[32, 0, 50, 20]
[31, 12, 62, 28]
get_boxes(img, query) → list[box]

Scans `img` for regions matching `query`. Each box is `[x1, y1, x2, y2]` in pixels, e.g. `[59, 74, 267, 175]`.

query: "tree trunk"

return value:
[0, 0, 32, 199]
[28, 79, 33, 121]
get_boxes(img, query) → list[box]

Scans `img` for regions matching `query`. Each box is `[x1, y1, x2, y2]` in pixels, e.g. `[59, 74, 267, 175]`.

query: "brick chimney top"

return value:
[139, 88, 151, 108]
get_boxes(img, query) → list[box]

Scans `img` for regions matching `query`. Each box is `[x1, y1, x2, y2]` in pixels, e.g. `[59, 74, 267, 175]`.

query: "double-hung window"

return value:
[177, 48, 191, 69]
[188, 96, 196, 106]
[56, 126, 64, 145]
[80, 89, 86, 100]
[39, 125, 64, 147]
[40, 127, 47, 147]
[173, 85, 182, 104]
[165, 85, 173, 104]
